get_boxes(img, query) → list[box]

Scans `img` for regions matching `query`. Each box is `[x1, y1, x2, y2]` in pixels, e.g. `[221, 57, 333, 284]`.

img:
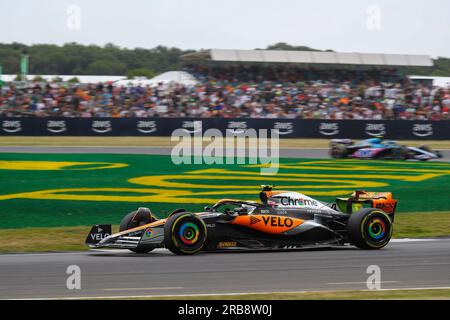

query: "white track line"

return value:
[103, 287, 184, 291]
[327, 281, 400, 285]
[390, 238, 448, 243]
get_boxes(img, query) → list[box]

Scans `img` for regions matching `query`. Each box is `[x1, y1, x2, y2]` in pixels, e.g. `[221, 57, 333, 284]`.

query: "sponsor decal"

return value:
[227, 121, 247, 134]
[141, 227, 154, 240]
[231, 215, 301, 233]
[365, 123, 386, 137]
[140, 227, 164, 243]
[137, 120, 157, 134]
[92, 120, 112, 133]
[249, 216, 261, 225]
[262, 216, 294, 228]
[128, 230, 144, 236]
[2, 120, 22, 133]
[412, 124, 433, 137]
[319, 122, 339, 136]
[46, 120, 67, 133]
[375, 202, 396, 211]
[276, 196, 318, 207]
[217, 241, 237, 248]
[273, 122, 293, 135]
[89, 226, 110, 241]
[182, 120, 202, 133]
[354, 148, 382, 158]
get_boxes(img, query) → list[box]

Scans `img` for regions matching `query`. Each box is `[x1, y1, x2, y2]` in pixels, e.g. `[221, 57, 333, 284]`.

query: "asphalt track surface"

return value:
[0, 146, 449, 160]
[1, 239, 450, 299]
[1, 146, 449, 299]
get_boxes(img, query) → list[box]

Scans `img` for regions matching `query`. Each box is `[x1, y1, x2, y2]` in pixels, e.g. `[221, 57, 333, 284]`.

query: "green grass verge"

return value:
[0, 212, 448, 253]
[0, 225, 101, 253]
[394, 212, 450, 238]
[121, 289, 450, 300]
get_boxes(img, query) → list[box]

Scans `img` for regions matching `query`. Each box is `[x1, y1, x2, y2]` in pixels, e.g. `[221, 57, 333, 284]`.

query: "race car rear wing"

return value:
[336, 191, 397, 221]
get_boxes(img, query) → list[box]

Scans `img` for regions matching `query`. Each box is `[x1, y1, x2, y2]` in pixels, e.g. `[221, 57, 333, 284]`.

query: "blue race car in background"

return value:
[330, 138, 443, 161]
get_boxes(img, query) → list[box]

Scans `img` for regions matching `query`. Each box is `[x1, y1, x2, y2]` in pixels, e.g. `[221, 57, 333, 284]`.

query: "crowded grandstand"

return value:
[1, 49, 449, 120]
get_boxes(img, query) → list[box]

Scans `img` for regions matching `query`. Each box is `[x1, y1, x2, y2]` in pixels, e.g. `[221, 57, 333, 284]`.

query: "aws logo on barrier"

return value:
[182, 121, 202, 134]
[2, 120, 22, 133]
[137, 121, 157, 134]
[365, 123, 386, 137]
[46, 120, 67, 133]
[227, 121, 248, 135]
[412, 124, 433, 137]
[92, 121, 112, 133]
[273, 122, 293, 135]
[319, 122, 339, 136]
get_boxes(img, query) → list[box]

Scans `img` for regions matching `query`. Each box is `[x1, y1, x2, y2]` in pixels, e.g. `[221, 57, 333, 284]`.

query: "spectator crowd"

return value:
[1, 66, 449, 120]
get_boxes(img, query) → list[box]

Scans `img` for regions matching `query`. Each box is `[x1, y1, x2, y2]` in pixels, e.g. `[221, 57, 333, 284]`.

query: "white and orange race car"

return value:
[86, 186, 396, 255]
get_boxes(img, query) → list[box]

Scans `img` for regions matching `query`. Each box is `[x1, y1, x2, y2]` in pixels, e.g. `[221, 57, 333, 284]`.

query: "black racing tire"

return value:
[375, 147, 405, 160]
[330, 146, 347, 159]
[119, 211, 139, 232]
[347, 208, 393, 249]
[164, 212, 207, 255]
[419, 145, 431, 152]
[119, 210, 154, 254]
[391, 148, 408, 160]
[329, 148, 339, 158]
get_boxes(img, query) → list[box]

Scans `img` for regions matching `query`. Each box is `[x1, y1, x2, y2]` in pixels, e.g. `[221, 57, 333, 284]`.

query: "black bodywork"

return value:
[86, 187, 396, 254]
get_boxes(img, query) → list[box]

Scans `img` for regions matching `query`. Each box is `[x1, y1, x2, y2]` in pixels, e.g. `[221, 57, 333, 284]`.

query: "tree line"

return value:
[0, 42, 449, 78]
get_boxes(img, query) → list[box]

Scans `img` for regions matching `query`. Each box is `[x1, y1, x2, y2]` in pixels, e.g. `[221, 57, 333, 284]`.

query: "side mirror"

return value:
[204, 206, 211, 211]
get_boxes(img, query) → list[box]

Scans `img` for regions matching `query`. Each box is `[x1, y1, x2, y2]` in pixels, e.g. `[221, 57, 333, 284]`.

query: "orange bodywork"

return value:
[264, 191, 287, 198]
[371, 198, 397, 214]
[230, 215, 304, 234]
[353, 191, 397, 214]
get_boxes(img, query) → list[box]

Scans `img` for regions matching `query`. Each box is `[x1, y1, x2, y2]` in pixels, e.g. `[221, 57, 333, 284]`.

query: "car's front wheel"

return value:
[164, 212, 207, 255]
[347, 208, 393, 249]
[119, 209, 155, 253]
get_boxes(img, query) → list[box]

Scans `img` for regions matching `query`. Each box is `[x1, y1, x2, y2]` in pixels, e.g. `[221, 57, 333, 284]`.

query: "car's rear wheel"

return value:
[119, 209, 155, 253]
[347, 208, 393, 249]
[330, 145, 347, 159]
[164, 212, 207, 255]
[392, 147, 409, 160]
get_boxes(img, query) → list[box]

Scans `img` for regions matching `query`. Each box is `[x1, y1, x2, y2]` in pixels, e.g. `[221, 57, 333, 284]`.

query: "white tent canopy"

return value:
[114, 71, 198, 87]
[149, 71, 198, 86]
